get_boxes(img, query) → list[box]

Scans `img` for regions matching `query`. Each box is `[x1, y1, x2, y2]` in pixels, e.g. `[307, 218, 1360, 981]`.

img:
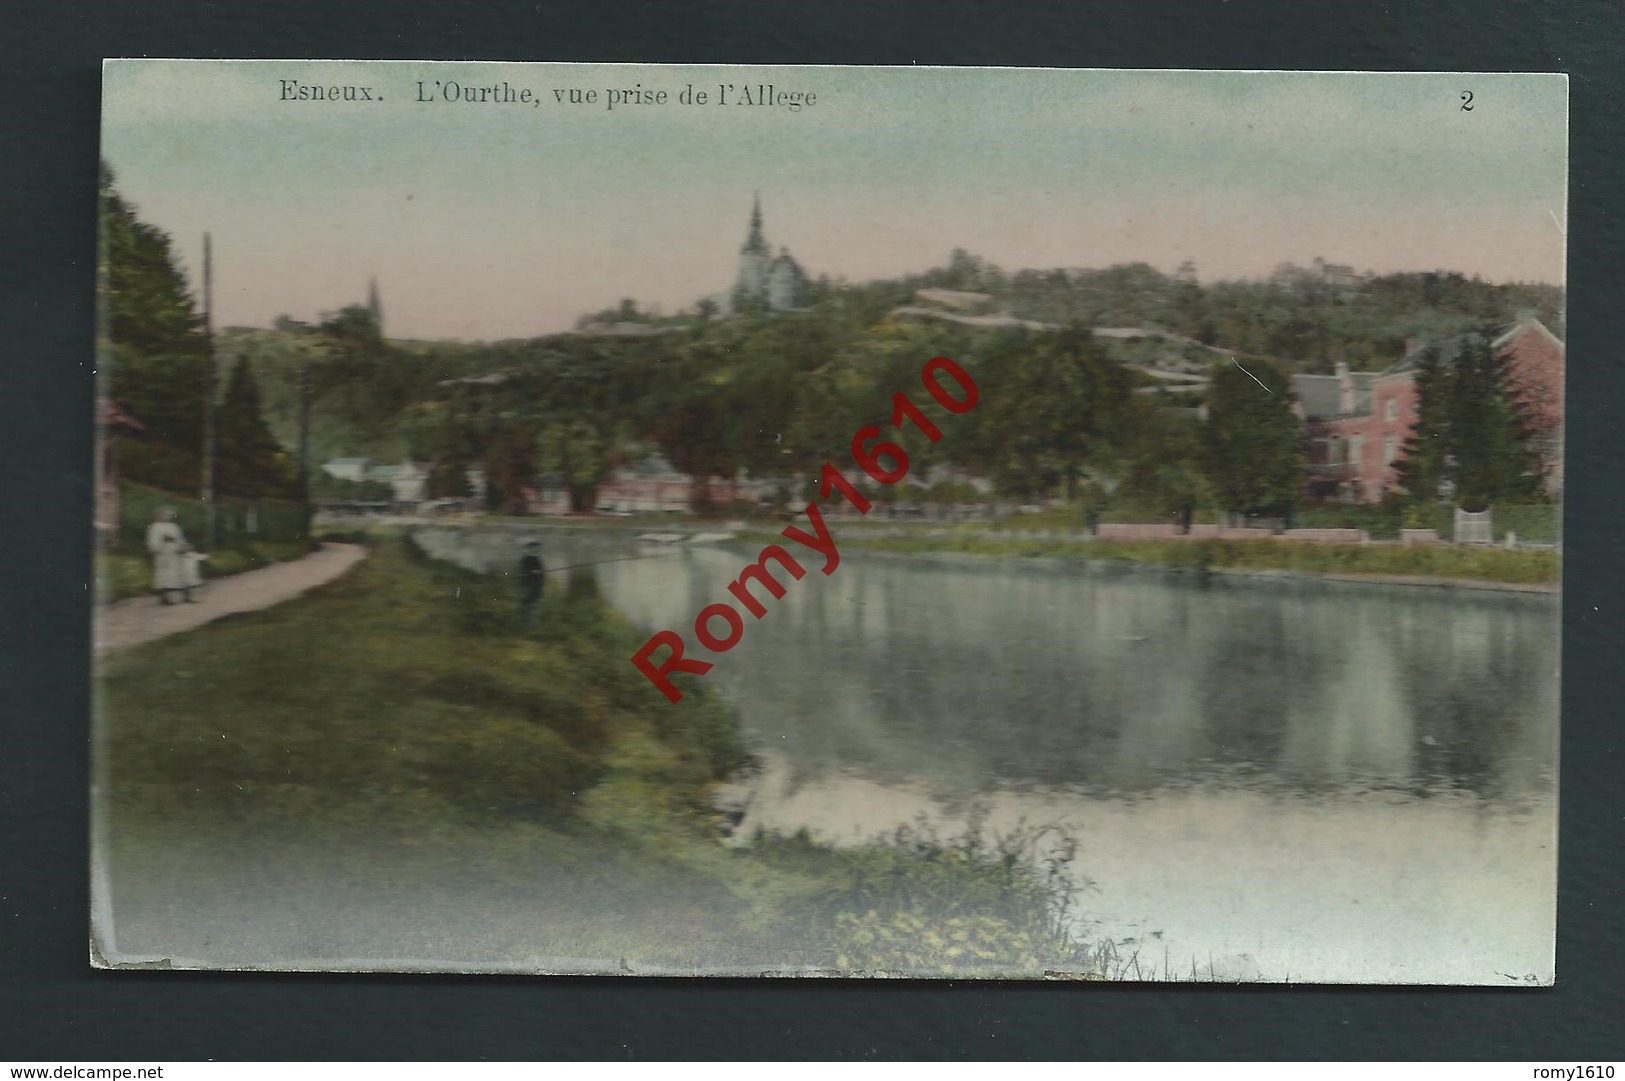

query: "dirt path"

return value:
[95, 543, 368, 656]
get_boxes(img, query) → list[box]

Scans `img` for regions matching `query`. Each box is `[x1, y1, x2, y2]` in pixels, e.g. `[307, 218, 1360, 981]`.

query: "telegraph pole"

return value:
[201, 232, 218, 547]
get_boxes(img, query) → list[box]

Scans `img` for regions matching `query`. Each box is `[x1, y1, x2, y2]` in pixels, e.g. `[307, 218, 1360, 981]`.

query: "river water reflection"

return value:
[422, 528, 1559, 983]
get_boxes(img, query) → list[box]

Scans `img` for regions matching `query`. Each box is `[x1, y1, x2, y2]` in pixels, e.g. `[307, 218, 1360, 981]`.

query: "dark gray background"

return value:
[3, 0, 1620, 1060]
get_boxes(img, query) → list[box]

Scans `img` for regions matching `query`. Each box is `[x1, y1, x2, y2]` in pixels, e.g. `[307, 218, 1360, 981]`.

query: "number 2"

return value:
[1460, 90, 1474, 111]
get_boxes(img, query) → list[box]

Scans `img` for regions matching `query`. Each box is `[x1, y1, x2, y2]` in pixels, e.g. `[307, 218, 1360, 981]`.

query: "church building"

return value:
[731, 195, 809, 313]
[366, 276, 383, 337]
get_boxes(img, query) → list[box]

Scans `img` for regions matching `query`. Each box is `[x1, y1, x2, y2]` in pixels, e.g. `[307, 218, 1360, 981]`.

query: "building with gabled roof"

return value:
[1493, 319, 1565, 493]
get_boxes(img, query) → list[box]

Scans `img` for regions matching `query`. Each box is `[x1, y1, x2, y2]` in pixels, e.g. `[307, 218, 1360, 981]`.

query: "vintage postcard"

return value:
[93, 61, 1565, 982]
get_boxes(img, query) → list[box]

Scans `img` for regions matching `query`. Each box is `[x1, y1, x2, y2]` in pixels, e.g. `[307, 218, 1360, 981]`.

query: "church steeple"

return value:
[741, 192, 769, 256]
[366, 276, 383, 335]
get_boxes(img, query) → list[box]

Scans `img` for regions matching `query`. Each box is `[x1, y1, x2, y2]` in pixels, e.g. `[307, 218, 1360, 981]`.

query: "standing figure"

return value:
[518, 539, 545, 624]
[145, 505, 188, 605]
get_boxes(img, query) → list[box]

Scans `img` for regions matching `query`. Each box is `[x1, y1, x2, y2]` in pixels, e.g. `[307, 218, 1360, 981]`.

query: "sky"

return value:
[101, 62, 1568, 341]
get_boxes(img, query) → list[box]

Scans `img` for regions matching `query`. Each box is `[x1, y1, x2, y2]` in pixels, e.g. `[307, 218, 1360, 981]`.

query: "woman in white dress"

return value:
[145, 505, 189, 605]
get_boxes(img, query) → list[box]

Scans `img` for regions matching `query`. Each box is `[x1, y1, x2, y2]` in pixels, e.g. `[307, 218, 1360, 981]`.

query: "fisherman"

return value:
[518, 539, 545, 624]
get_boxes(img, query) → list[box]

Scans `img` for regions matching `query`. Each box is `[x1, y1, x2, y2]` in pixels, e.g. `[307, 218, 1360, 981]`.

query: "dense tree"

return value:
[103, 164, 305, 506]
[1169, 261, 1213, 342]
[483, 425, 541, 514]
[168, 241, 1560, 525]
[919, 248, 994, 292]
[1199, 359, 1305, 518]
[1115, 410, 1210, 524]
[1445, 338, 1541, 510]
[1395, 346, 1450, 502]
[101, 163, 203, 358]
[317, 304, 383, 350]
[538, 418, 615, 512]
[1393, 336, 1542, 511]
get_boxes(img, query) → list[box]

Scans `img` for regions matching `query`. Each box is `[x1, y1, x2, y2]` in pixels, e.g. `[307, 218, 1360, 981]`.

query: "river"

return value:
[416, 525, 1559, 984]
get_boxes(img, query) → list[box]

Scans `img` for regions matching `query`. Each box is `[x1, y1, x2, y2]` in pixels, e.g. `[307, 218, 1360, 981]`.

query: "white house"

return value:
[381, 460, 429, 505]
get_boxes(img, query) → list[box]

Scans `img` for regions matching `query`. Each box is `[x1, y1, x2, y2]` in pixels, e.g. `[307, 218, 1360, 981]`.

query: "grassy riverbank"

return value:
[804, 529, 1559, 587]
[99, 535, 1099, 976]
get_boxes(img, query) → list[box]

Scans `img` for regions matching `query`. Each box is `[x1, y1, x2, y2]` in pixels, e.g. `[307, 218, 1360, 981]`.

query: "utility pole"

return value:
[200, 232, 217, 548]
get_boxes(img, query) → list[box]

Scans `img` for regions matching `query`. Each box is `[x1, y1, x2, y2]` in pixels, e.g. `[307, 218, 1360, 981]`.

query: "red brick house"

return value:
[1297, 318, 1564, 504]
[595, 453, 702, 513]
[95, 398, 145, 533]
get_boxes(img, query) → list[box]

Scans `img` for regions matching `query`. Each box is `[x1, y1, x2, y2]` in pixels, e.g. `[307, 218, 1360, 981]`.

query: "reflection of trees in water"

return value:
[867, 567, 1158, 787]
[565, 568, 600, 604]
[733, 566, 1005, 794]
